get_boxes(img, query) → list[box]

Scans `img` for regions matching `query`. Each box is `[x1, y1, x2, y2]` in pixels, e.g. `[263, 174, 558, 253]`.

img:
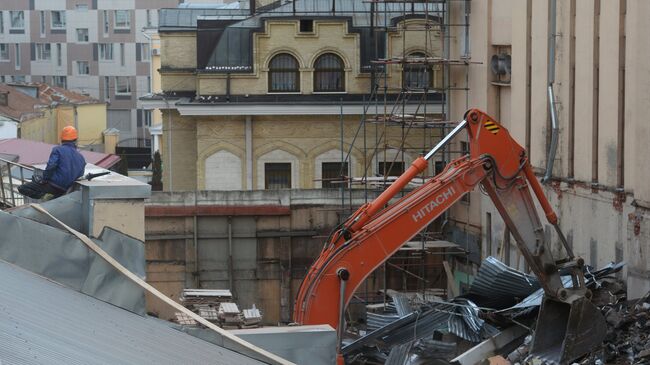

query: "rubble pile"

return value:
[346, 257, 630, 365]
[570, 292, 650, 365]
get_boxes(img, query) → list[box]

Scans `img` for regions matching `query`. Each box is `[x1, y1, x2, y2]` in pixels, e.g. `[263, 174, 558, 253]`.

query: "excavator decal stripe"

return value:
[484, 120, 500, 134]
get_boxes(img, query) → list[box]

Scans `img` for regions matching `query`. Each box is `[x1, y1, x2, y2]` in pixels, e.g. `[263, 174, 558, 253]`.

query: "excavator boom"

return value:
[294, 109, 606, 364]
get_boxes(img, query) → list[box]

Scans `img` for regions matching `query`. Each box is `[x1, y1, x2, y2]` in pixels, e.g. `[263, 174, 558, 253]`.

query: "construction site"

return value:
[0, 0, 649, 364]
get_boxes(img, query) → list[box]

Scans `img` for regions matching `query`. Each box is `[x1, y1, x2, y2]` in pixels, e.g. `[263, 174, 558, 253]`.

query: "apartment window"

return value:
[115, 76, 131, 95]
[99, 43, 113, 60]
[114, 10, 130, 29]
[322, 162, 348, 189]
[403, 52, 431, 90]
[36, 44, 51, 61]
[378, 161, 404, 177]
[76, 28, 89, 42]
[265, 163, 291, 189]
[147, 76, 151, 93]
[144, 110, 152, 127]
[77, 61, 89, 75]
[140, 43, 150, 61]
[103, 10, 109, 34]
[314, 53, 345, 92]
[0, 76, 4, 83]
[51, 11, 66, 29]
[56, 43, 62, 66]
[14, 44, 20, 69]
[434, 160, 446, 174]
[53, 76, 66, 88]
[10, 11, 24, 30]
[120, 43, 125, 66]
[13, 75, 25, 82]
[103, 76, 110, 99]
[0, 11, 4, 34]
[268, 53, 299, 92]
[76, 4, 88, 11]
[39, 11, 46, 36]
[0, 44, 8, 61]
[146, 9, 152, 27]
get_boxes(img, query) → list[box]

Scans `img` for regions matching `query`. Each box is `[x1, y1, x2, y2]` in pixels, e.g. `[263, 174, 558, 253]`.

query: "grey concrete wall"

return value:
[144, 189, 449, 323]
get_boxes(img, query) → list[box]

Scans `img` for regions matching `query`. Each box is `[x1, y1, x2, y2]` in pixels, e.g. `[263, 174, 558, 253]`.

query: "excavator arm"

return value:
[294, 109, 606, 364]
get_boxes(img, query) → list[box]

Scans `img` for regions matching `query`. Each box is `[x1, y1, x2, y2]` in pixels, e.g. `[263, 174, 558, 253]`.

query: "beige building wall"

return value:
[448, 0, 650, 293]
[163, 113, 439, 191]
[74, 104, 108, 147]
[162, 19, 441, 96]
[19, 110, 57, 144]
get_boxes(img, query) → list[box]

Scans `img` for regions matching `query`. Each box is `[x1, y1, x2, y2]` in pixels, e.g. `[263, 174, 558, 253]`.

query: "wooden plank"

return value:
[442, 261, 457, 298]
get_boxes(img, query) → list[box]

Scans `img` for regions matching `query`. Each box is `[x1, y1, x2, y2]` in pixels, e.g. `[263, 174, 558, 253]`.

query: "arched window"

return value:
[403, 52, 434, 90]
[313, 53, 345, 92]
[268, 53, 300, 92]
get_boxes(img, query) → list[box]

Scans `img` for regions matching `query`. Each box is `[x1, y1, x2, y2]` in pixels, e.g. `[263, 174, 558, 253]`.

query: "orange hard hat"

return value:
[60, 126, 78, 141]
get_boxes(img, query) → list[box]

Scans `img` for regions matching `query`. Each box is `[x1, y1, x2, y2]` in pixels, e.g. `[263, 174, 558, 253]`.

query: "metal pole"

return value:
[424, 120, 467, 160]
[336, 268, 349, 354]
[6, 162, 16, 207]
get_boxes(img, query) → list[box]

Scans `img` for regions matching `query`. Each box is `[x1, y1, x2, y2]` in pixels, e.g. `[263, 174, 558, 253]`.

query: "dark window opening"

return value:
[265, 163, 291, 189]
[299, 19, 313, 33]
[322, 162, 348, 188]
[403, 52, 431, 90]
[378, 161, 404, 177]
[434, 160, 446, 175]
[268, 53, 299, 92]
[460, 141, 469, 155]
[314, 53, 345, 92]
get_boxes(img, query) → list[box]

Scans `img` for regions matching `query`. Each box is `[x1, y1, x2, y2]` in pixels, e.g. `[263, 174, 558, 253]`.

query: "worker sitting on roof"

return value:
[18, 126, 86, 200]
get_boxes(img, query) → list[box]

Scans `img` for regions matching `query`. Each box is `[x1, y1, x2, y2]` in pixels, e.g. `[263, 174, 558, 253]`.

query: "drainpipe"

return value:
[543, 0, 559, 183]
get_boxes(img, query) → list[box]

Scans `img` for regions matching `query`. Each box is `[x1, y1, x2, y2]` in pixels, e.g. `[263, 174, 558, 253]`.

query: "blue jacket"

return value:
[43, 142, 86, 191]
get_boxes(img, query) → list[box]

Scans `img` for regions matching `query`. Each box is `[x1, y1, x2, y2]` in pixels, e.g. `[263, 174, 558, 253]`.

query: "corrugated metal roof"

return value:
[0, 138, 121, 169]
[0, 259, 266, 365]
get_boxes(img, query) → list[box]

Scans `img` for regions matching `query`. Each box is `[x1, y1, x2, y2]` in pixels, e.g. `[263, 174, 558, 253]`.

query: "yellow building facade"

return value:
[151, 4, 446, 192]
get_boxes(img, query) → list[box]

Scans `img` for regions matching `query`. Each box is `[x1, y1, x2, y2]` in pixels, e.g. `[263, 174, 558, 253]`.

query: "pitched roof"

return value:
[0, 83, 46, 122]
[0, 258, 265, 365]
[36, 83, 102, 105]
[0, 138, 121, 169]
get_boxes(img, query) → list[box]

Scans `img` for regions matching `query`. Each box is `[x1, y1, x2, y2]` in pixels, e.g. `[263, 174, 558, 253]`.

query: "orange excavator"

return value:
[294, 109, 606, 364]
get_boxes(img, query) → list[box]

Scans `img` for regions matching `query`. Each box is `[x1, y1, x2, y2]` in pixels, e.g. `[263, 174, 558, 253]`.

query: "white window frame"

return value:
[140, 43, 150, 61]
[14, 44, 20, 69]
[75, 4, 88, 12]
[77, 61, 90, 75]
[53, 75, 66, 88]
[76, 28, 88, 42]
[56, 43, 62, 66]
[114, 10, 130, 29]
[51, 11, 66, 29]
[10, 11, 24, 30]
[104, 76, 110, 99]
[36, 43, 51, 61]
[99, 43, 113, 61]
[0, 44, 9, 61]
[103, 10, 109, 35]
[39, 11, 46, 36]
[115, 76, 131, 95]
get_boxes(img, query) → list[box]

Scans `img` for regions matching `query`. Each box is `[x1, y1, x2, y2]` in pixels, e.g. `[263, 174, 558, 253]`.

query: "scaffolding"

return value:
[328, 0, 473, 299]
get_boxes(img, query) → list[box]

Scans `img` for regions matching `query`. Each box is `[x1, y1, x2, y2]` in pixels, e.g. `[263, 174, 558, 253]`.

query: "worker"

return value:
[18, 126, 86, 200]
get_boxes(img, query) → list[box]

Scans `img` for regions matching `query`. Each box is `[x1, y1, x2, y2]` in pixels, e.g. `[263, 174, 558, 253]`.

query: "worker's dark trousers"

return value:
[18, 181, 65, 200]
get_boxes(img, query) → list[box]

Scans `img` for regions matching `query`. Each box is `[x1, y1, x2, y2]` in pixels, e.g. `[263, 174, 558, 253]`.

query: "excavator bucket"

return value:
[529, 296, 607, 364]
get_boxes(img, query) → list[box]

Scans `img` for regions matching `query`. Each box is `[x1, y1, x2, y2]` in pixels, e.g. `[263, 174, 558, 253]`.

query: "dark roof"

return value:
[0, 258, 266, 365]
[0, 84, 47, 122]
[0, 139, 121, 169]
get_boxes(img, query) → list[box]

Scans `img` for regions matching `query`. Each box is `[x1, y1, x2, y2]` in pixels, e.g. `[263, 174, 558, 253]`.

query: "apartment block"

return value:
[0, 0, 180, 147]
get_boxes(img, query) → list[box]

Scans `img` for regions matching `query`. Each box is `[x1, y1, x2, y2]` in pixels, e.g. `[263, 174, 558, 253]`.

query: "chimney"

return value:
[250, 0, 256, 15]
